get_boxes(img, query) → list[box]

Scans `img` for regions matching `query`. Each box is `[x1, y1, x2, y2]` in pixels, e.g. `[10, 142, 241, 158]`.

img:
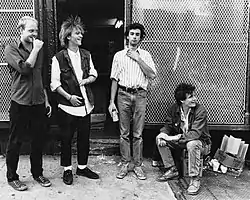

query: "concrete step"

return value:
[89, 138, 120, 155]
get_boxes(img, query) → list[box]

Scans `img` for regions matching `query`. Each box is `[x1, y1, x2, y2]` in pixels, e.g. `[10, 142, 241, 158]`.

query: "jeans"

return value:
[117, 88, 147, 166]
[57, 109, 91, 167]
[6, 101, 46, 182]
[157, 139, 211, 177]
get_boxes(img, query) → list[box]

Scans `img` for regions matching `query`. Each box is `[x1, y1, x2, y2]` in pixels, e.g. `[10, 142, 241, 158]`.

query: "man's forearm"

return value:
[26, 48, 40, 68]
[44, 89, 49, 103]
[56, 86, 71, 101]
[137, 58, 156, 79]
[85, 75, 96, 84]
[110, 80, 118, 103]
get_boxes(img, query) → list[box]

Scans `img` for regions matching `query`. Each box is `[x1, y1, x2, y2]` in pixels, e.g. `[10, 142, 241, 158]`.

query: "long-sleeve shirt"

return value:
[50, 48, 97, 117]
[110, 47, 156, 90]
[4, 40, 45, 105]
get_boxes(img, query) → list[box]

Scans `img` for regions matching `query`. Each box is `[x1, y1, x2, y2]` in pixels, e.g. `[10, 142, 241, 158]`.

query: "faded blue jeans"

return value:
[157, 140, 211, 177]
[117, 88, 147, 167]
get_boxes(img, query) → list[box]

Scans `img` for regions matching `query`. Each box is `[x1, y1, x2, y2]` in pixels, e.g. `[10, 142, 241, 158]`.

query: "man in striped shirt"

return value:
[109, 23, 156, 180]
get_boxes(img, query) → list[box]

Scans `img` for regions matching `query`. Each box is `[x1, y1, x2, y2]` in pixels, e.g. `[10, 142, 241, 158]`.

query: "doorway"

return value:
[56, 0, 124, 136]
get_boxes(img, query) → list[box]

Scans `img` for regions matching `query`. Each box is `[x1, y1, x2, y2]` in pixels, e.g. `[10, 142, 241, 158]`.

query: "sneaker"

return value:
[133, 166, 147, 180]
[116, 163, 129, 179]
[63, 170, 73, 185]
[76, 167, 99, 179]
[157, 166, 179, 182]
[8, 180, 28, 191]
[187, 177, 201, 195]
[152, 160, 163, 167]
[34, 176, 51, 187]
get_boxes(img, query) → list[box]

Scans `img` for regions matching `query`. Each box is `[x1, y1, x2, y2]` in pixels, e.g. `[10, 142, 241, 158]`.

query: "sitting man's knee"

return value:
[155, 133, 167, 147]
[186, 140, 202, 151]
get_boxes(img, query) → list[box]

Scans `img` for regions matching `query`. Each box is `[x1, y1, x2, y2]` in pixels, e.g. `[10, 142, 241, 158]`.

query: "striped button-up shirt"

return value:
[110, 47, 156, 90]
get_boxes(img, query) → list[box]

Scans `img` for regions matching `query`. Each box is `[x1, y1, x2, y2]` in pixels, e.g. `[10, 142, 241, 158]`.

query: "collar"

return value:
[67, 48, 80, 57]
[177, 105, 195, 115]
[17, 40, 22, 48]
[17, 39, 31, 52]
[62, 48, 89, 71]
[125, 46, 141, 54]
[180, 107, 191, 121]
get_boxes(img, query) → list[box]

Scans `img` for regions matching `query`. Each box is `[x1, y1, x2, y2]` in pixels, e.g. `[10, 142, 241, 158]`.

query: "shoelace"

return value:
[13, 180, 25, 188]
[134, 167, 143, 174]
[13, 180, 21, 187]
[38, 176, 47, 183]
[190, 179, 200, 187]
[65, 171, 72, 177]
[84, 168, 91, 173]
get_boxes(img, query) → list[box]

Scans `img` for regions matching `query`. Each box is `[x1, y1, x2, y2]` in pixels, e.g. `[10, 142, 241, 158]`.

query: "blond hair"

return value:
[17, 16, 38, 30]
[59, 16, 85, 48]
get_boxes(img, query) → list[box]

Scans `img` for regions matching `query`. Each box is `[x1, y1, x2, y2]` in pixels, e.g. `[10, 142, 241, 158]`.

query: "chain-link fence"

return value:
[131, 0, 249, 124]
[0, 0, 35, 121]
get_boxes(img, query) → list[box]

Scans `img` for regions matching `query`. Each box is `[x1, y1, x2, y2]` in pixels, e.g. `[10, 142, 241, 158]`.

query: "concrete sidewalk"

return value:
[168, 166, 250, 200]
[0, 155, 176, 200]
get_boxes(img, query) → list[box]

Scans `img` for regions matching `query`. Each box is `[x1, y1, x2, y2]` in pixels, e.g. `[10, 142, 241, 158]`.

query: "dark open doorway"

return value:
[56, 0, 124, 137]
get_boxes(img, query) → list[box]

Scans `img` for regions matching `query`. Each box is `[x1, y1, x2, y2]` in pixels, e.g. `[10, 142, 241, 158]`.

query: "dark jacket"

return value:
[55, 49, 94, 106]
[160, 103, 211, 145]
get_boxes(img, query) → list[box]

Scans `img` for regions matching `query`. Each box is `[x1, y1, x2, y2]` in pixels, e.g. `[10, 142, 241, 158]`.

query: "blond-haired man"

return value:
[4, 16, 52, 191]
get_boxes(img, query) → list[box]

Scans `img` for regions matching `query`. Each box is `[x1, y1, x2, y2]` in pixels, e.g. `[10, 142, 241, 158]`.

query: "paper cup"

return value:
[220, 165, 227, 173]
[212, 159, 220, 172]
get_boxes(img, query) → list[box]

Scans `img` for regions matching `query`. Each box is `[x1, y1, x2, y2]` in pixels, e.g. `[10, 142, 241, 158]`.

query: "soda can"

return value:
[112, 110, 119, 122]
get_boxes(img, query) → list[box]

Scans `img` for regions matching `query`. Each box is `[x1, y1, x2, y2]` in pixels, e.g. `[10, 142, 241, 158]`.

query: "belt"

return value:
[119, 85, 144, 94]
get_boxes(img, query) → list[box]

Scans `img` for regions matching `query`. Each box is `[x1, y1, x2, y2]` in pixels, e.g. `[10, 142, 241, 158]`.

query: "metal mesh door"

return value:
[0, 0, 35, 121]
[131, 0, 249, 124]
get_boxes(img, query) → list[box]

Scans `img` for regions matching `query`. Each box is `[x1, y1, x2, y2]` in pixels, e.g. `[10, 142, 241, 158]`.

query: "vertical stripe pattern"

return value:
[110, 47, 156, 90]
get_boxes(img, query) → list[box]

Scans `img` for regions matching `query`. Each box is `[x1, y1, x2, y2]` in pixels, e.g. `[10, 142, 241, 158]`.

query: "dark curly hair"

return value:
[124, 23, 146, 41]
[174, 83, 196, 105]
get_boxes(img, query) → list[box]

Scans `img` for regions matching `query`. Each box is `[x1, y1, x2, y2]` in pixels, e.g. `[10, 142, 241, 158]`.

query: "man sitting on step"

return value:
[155, 83, 211, 195]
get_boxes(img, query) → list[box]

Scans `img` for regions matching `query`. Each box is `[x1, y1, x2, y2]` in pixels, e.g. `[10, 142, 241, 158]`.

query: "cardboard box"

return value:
[220, 135, 249, 159]
[214, 149, 245, 170]
[214, 135, 249, 171]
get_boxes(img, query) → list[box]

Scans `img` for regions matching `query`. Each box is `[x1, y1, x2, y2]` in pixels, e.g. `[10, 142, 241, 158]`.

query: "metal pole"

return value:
[125, 0, 133, 28]
[244, 9, 250, 125]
